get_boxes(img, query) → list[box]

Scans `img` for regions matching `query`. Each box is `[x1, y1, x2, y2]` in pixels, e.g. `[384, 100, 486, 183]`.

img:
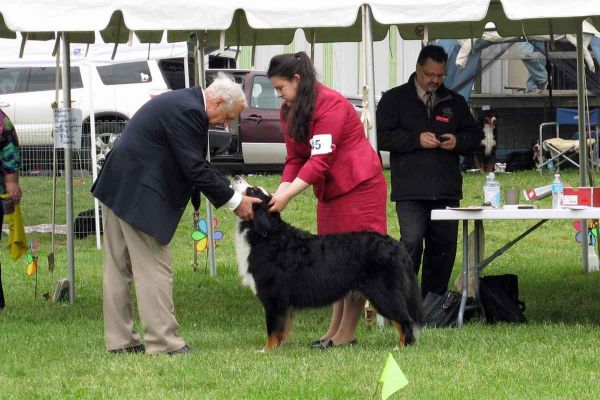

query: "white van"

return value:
[0, 39, 188, 172]
[0, 60, 170, 145]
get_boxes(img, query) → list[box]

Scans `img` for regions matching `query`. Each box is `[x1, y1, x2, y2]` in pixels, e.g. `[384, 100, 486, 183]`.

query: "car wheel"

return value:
[78, 119, 126, 174]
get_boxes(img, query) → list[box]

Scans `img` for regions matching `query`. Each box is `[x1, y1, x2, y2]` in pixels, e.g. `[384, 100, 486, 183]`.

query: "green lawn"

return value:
[1, 170, 599, 399]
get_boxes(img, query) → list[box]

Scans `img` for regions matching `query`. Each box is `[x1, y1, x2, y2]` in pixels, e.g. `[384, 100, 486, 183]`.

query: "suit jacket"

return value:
[280, 83, 382, 201]
[92, 87, 234, 245]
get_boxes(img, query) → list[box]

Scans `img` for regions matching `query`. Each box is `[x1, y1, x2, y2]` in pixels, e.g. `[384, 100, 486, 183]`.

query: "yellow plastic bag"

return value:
[1, 193, 28, 261]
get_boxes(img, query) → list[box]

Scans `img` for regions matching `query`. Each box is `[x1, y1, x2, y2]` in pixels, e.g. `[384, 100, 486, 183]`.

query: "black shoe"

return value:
[316, 339, 358, 349]
[167, 345, 193, 356]
[109, 344, 145, 354]
[310, 338, 327, 348]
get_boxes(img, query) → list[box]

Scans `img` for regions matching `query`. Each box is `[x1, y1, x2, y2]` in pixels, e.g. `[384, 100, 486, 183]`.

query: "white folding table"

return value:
[431, 207, 600, 327]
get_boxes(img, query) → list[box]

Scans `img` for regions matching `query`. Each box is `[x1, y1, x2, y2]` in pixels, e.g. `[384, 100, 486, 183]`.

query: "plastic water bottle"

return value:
[483, 172, 501, 208]
[551, 173, 564, 209]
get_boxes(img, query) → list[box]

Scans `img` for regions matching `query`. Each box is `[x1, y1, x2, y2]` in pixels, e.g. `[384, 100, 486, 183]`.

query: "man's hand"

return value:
[438, 133, 456, 150]
[420, 132, 440, 148]
[234, 195, 262, 221]
[268, 192, 292, 213]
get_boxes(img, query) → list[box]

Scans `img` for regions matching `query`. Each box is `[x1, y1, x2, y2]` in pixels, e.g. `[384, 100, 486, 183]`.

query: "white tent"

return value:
[1, 1, 600, 302]
[1, 1, 600, 42]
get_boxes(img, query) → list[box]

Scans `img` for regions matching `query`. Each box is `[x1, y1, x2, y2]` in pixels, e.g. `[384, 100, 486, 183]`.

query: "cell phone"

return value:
[438, 135, 449, 142]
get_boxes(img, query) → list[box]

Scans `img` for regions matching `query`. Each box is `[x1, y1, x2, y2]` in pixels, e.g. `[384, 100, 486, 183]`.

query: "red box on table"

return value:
[562, 187, 600, 207]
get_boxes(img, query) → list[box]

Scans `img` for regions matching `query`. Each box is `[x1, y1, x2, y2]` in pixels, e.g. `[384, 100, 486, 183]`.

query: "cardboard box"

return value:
[562, 187, 600, 207]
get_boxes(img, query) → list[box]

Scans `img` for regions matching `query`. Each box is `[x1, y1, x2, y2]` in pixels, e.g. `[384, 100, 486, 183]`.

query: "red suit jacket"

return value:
[280, 83, 382, 201]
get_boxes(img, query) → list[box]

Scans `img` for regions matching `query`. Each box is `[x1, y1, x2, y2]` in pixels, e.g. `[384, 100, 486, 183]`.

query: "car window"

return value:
[250, 76, 281, 110]
[158, 58, 188, 90]
[0, 68, 25, 94]
[97, 61, 152, 85]
[25, 67, 84, 92]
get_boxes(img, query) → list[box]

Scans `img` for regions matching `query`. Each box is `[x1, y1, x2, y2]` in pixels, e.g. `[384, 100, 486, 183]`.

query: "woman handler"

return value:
[267, 52, 387, 348]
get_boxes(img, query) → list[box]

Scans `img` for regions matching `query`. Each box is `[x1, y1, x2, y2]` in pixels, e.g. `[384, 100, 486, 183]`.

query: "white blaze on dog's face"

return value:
[257, 186, 270, 197]
[231, 176, 271, 198]
[231, 175, 251, 195]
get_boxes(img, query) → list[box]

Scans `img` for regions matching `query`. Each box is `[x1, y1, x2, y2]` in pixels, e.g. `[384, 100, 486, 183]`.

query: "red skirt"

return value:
[317, 172, 387, 235]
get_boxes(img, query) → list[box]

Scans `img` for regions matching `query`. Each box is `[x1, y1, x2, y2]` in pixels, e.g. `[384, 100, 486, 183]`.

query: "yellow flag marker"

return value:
[380, 353, 408, 400]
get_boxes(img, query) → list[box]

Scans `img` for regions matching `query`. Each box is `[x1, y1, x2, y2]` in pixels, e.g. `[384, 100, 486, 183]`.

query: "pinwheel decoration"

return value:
[191, 218, 224, 253]
[26, 239, 39, 299]
[26, 239, 38, 276]
[573, 220, 599, 245]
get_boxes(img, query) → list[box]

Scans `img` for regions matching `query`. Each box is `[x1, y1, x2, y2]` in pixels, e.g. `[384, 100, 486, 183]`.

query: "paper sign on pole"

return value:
[53, 108, 83, 149]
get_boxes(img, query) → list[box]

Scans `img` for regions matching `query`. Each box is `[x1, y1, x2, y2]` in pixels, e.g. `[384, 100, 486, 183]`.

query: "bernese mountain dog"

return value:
[232, 176, 423, 350]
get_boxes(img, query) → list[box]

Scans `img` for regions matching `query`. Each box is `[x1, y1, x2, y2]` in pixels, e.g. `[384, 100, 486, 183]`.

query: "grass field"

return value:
[1, 169, 599, 399]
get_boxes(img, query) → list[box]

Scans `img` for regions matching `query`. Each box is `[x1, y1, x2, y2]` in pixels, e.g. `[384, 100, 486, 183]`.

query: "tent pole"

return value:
[251, 31, 257, 69]
[61, 32, 76, 303]
[184, 52, 190, 89]
[310, 29, 316, 62]
[196, 32, 217, 277]
[88, 61, 101, 250]
[576, 21, 590, 272]
[361, 4, 377, 151]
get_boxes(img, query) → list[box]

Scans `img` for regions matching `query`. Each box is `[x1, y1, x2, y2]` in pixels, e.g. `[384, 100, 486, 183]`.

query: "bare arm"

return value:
[268, 177, 310, 213]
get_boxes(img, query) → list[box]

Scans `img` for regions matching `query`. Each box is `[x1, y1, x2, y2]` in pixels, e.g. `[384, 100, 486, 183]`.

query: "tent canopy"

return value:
[1, 1, 600, 45]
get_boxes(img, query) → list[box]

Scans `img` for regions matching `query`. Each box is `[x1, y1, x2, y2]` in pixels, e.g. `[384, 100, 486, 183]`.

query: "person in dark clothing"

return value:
[92, 74, 260, 355]
[0, 109, 22, 310]
[376, 45, 482, 297]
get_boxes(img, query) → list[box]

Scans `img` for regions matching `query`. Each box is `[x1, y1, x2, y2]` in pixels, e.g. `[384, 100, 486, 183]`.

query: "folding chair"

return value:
[538, 108, 599, 171]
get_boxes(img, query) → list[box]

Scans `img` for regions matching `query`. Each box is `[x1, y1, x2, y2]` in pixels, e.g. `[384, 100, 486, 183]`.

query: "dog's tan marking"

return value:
[391, 320, 406, 347]
[264, 334, 283, 350]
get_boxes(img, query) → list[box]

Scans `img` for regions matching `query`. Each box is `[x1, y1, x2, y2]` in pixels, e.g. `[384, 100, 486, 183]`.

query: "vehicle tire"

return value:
[79, 118, 126, 174]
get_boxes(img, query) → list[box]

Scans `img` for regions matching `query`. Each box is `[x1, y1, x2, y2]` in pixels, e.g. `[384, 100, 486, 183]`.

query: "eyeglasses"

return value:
[423, 72, 446, 80]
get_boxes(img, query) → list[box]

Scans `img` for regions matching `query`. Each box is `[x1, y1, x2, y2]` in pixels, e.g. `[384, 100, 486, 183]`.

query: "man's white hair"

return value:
[206, 72, 247, 110]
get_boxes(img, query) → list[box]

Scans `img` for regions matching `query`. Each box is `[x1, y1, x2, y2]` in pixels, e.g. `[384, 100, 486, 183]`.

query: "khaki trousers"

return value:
[101, 204, 185, 354]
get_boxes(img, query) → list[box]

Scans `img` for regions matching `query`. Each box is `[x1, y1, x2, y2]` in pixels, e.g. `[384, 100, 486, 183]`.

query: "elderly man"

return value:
[92, 73, 260, 355]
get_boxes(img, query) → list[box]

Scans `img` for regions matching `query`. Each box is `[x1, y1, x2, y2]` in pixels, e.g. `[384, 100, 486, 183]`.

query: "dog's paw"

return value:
[256, 348, 266, 354]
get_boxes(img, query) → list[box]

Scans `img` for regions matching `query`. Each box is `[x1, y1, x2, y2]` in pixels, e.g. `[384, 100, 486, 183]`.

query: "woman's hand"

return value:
[268, 192, 292, 213]
[4, 180, 22, 204]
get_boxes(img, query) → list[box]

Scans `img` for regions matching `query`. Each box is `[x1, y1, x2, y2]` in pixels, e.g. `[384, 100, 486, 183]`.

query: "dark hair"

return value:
[417, 45, 448, 66]
[267, 51, 316, 142]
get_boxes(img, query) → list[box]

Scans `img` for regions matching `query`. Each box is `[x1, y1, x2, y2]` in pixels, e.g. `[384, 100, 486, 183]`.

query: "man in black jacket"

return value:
[92, 74, 260, 355]
[377, 45, 482, 298]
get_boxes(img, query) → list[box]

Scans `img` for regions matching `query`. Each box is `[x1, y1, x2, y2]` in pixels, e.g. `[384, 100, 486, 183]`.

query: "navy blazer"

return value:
[92, 87, 234, 245]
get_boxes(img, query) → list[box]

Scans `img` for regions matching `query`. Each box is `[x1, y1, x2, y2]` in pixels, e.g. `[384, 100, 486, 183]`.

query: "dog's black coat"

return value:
[237, 186, 423, 348]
